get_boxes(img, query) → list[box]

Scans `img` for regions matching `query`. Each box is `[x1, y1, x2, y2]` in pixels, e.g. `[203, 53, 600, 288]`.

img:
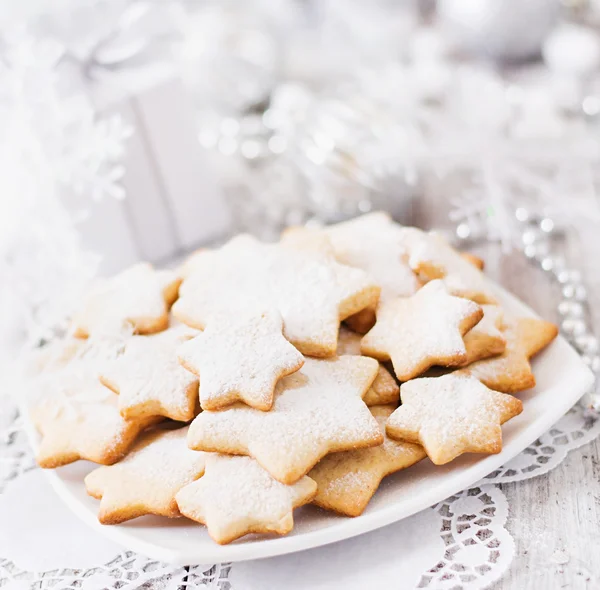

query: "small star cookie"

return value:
[100, 325, 199, 421]
[337, 327, 399, 406]
[466, 316, 558, 393]
[361, 280, 483, 381]
[85, 427, 206, 524]
[309, 405, 426, 516]
[178, 312, 304, 411]
[405, 231, 497, 304]
[72, 263, 181, 338]
[461, 305, 506, 366]
[187, 356, 383, 484]
[172, 234, 380, 357]
[31, 377, 159, 468]
[386, 372, 523, 465]
[176, 454, 317, 545]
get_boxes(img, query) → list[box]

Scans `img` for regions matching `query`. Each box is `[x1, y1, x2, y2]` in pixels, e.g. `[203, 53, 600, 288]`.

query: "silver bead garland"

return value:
[458, 208, 599, 413]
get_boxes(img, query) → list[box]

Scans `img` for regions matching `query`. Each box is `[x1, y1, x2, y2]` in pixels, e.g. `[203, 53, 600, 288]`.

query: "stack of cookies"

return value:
[28, 212, 558, 545]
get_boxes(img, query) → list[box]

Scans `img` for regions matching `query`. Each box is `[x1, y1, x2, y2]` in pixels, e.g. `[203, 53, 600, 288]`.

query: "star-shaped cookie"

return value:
[178, 312, 304, 411]
[172, 234, 380, 357]
[31, 377, 159, 468]
[285, 213, 421, 334]
[461, 304, 506, 366]
[361, 280, 483, 381]
[337, 327, 399, 406]
[309, 405, 426, 516]
[176, 454, 317, 545]
[100, 325, 199, 421]
[466, 316, 558, 393]
[405, 231, 497, 304]
[187, 356, 383, 484]
[72, 263, 181, 338]
[386, 371, 523, 465]
[85, 426, 206, 524]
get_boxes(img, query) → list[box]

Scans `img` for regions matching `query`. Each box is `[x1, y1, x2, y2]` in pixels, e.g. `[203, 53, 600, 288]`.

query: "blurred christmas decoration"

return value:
[0, 34, 131, 355]
[2, 0, 600, 350]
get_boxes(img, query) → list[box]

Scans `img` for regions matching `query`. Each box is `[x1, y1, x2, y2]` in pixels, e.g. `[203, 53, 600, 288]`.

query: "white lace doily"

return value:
[0, 395, 597, 590]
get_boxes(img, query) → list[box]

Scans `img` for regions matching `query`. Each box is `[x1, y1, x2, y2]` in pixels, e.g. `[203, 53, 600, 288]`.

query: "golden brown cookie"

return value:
[31, 377, 159, 468]
[173, 234, 380, 357]
[100, 325, 199, 421]
[361, 280, 483, 381]
[337, 327, 399, 406]
[461, 252, 485, 271]
[187, 356, 383, 484]
[465, 316, 558, 393]
[285, 213, 421, 335]
[405, 231, 497, 304]
[461, 304, 506, 366]
[309, 405, 426, 516]
[72, 263, 181, 338]
[176, 454, 317, 545]
[386, 371, 523, 465]
[178, 312, 304, 411]
[85, 427, 206, 524]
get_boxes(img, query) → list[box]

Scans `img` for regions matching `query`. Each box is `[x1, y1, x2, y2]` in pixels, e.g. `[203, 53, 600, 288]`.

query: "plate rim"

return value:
[20, 283, 595, 565]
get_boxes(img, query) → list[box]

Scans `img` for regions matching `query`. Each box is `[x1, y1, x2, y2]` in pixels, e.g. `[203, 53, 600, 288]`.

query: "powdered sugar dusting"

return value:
[187, 356, 381, 483]
[175, 454, 316, 543]
[71, 263, 179, 337]
[322, 212, 420, 301]
[85, 426, 206, 514]
[388, 372, 522, 464]
[361, 280, 482, 381]
[173, 234, 379, 355]
[101, 325, 199, 421]
[177, 311, 304, 411]
[310, 405, 425, 514]
[405, 231, 496, 303]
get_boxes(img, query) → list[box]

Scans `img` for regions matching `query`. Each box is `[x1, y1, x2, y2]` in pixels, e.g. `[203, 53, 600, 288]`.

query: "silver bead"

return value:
[522, 229, 539, 245]
[560, 301, 584, 317]
[590, 356, 600, 373]
[515, 208, 529, 222]
[540, 218, 555, 233]
[562, 284, 576, 299]
[524, 244, 537, 258]
[541, 256, 556, 271]
[562, 318, 587, 335]
[558, 270, 582, 284]
[456, 223, 471, 240]
[575, 334, 600, 355]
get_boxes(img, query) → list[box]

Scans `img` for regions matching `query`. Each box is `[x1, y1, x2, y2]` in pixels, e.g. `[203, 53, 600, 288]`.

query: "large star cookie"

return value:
[466, 317, 558, 393]
[176, 454, 316, 545]
[187, 356, 383, 484]
[31, 377, 159, 468]
[285, 213, 420, 334]
[386, 372, 523, 465]
[72, 263, 181, 338]
[100, 325, 199, 421]
[172, 234, 380, 357]
[361, 280, 483, 381]
[461, 304, 506, 366]
[178, 312, 304, 411]
[405, 231, 497, 304]
[309, 405, 426, 516]
[337, 327, 399, 406]
[85, 427, 206, 524]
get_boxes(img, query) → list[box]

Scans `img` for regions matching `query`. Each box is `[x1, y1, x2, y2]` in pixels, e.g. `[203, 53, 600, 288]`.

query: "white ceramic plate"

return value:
[22, 283, 594, 565]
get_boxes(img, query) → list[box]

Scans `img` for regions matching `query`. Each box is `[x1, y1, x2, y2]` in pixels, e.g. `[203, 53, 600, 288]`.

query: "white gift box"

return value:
[81, 65, 232, 274]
